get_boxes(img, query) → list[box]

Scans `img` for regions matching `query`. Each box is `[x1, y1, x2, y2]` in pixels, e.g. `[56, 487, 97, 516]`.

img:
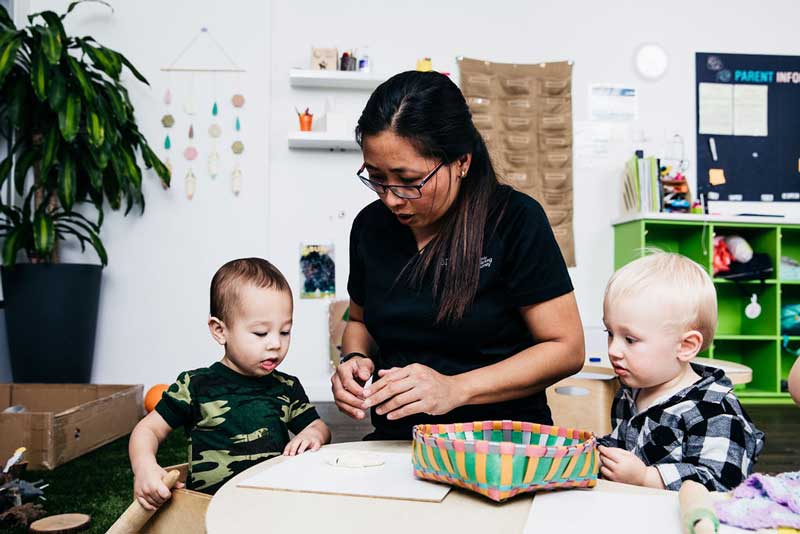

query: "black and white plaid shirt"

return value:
[599, 363, 765, 491]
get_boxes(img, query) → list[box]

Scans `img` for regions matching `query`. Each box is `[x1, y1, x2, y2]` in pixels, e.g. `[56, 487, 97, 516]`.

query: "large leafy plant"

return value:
[0, 1, 169, 266]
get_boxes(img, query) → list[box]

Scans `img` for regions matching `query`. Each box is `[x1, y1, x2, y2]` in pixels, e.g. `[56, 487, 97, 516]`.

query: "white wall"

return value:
[19, 0, 800, 399]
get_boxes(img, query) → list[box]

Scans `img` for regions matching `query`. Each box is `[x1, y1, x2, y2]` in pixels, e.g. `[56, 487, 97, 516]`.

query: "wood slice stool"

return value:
[29, 513, 91, 533]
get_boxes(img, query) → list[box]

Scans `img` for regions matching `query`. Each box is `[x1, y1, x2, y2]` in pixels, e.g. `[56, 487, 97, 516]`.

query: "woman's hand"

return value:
[331, 356, 375, 420]
[362, 364, 463, 420]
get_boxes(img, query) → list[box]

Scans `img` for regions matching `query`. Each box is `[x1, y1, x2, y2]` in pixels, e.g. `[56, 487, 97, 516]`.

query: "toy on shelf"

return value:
[782, 304, 800, 336]
[715, 234, 772, 282]
[781, 256, 800, 281]
[659, 165, 692, 213]
[725, 235, 754, 263]
[713, 236, 733, 275]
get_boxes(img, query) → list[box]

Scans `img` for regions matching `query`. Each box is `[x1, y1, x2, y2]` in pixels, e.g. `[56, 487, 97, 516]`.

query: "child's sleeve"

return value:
[653, 413, 757, 491]
[154, 371, 194, 430]
[286, 379, 321, 435]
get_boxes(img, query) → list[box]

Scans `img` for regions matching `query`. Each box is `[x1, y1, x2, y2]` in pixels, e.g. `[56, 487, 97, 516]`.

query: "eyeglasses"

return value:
[357, 161, 445, 199]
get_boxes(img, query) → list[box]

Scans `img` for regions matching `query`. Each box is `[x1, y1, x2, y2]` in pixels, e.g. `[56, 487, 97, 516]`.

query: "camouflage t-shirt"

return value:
[155, 362, 320, 494]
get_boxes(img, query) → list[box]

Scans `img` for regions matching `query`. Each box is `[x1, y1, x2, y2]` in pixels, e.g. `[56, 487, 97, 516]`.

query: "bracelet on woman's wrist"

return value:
[339, 351, 368, 365]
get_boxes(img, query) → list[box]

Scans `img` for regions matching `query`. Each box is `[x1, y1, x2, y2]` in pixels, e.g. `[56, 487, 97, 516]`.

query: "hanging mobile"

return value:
[208, 104, 221, 179]
[184, 123, 198, 200]
[160, 27, 247, 197]
[230, 90, 245, 195]
[161, 86, 175, 185]
[207, 73, 221, 179]
[744, 293, 761, 319]
[184, 72, 196, 116]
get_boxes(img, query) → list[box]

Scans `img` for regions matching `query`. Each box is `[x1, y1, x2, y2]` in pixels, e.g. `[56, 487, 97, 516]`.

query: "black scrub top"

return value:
[347, 185, 574, 439]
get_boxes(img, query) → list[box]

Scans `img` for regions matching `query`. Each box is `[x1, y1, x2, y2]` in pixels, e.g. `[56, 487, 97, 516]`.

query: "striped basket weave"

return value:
[412, 420, 599, 502]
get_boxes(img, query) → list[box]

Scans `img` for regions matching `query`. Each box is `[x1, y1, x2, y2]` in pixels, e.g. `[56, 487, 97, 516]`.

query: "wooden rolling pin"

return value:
[106, 470, 181, 534]
[679, 480, 719, 534]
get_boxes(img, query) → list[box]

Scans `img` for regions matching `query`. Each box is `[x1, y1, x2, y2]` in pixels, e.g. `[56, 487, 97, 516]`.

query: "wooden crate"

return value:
[0, 383, 143, 470]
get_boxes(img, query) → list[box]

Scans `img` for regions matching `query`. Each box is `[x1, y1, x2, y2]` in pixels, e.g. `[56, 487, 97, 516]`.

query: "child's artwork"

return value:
[300, 244, 335, 299]
[237, 450, 450, 502]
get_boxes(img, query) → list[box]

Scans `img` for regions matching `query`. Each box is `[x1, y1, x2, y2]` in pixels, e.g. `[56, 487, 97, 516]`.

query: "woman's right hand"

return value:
[331, 356, 375, 420]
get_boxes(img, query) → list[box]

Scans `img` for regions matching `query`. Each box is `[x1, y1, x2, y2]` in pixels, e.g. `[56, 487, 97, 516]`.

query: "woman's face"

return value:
[361, 131, 467, 236]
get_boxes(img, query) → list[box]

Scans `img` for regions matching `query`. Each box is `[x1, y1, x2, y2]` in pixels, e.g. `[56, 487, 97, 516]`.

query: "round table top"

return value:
[694, 357, 752, 385]
[205, 441, 664, 534]
[582, 359, 752, 385]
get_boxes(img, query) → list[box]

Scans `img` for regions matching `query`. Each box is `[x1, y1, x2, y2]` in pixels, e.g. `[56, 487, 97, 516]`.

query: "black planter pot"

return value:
[2, 264, 102, 383]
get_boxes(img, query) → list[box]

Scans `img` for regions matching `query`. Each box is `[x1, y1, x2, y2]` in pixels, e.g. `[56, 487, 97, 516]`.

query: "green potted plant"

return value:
[0, 1, 169, 382]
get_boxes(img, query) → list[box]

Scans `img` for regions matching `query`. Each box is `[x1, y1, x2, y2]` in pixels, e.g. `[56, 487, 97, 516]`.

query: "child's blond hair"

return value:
[604, 251, 717, 351]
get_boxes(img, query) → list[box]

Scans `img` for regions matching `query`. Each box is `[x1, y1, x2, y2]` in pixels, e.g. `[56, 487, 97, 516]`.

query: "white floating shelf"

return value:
[288, 132, 359, 151]
[289, 69, 386, 90]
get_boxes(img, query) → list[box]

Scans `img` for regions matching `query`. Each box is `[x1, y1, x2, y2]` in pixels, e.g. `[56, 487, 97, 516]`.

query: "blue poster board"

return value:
[696, 52, 800, 203]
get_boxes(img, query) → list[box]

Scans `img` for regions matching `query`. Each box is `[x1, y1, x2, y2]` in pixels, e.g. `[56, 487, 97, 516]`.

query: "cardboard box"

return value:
[0, 383, 143, 470]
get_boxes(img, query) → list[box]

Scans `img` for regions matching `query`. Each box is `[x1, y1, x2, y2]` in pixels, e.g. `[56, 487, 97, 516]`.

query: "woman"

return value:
[331, 70, 584, 440]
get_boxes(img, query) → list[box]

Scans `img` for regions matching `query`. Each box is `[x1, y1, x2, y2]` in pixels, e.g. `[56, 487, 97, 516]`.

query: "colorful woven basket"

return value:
[412, 420, 599, 502]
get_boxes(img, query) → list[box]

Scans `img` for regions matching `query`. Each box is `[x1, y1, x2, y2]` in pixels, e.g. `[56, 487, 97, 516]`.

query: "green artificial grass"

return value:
[8, 431, 188, 534]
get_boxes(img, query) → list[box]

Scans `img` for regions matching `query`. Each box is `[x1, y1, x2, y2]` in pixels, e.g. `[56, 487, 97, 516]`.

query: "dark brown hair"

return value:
[356, 71, 503, 323]
[210, 258, 291, 324]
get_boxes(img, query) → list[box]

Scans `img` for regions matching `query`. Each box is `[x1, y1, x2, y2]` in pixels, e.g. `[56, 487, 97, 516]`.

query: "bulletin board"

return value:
[696, 52, 800, 203]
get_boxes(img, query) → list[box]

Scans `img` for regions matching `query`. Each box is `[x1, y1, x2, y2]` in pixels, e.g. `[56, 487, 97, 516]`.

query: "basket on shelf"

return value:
[412, 420, 599, 502]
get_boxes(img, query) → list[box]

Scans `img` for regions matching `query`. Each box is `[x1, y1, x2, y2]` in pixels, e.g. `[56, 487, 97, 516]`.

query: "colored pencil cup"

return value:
[299, 114, 313, 131]
[412, 420, 599, 502]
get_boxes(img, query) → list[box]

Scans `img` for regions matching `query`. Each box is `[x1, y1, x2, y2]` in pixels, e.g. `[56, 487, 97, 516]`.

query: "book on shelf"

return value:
[622, 154, 692, 214]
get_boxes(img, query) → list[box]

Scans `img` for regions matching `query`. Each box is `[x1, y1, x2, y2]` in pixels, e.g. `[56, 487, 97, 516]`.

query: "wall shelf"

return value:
[289, 69, 386, 90]
[287, 132, 359, 151]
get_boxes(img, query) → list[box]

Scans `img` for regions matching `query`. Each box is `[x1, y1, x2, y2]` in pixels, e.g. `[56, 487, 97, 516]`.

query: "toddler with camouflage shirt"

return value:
[129, 258, 330, 509]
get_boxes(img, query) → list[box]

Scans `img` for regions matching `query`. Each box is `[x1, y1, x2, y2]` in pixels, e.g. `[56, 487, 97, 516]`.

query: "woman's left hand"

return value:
[361, 364, 463, 420]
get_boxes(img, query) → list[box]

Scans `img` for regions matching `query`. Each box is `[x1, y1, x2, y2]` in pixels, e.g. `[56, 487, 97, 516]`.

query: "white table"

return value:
[206, 440, 665, 534]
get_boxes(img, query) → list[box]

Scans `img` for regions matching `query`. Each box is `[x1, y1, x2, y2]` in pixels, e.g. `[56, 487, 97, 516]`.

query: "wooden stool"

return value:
[29, 513, 91, 533]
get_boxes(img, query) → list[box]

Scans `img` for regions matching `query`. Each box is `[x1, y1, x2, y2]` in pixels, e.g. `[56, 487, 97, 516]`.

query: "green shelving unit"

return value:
[613, 213, 800, 405]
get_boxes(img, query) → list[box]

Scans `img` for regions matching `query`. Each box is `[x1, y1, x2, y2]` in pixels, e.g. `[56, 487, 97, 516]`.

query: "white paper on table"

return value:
[733, 84, 768, 136]
[699, 83, 734, 135]
[524, 488, 757, 534]
[237, 450, 451, 502]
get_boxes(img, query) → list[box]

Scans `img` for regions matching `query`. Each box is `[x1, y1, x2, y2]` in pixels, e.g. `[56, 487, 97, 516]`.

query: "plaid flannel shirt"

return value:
[599, 363, 765, 491]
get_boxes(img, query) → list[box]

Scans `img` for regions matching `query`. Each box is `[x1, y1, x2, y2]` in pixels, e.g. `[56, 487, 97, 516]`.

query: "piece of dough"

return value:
[326, 452, 385, 468]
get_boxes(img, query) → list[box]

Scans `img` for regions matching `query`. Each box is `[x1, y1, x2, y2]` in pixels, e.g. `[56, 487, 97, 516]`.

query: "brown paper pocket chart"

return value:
[459, 57, 574, 266]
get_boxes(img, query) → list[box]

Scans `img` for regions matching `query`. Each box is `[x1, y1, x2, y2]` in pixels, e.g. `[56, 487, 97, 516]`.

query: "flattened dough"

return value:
[325, 452, 385, 468]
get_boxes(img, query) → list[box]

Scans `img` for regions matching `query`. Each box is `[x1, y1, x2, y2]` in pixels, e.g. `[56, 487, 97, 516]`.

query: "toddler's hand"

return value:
[283, 427, 325, 456]
[598, 445, 648, 486]
[133, 463, 183, 511]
